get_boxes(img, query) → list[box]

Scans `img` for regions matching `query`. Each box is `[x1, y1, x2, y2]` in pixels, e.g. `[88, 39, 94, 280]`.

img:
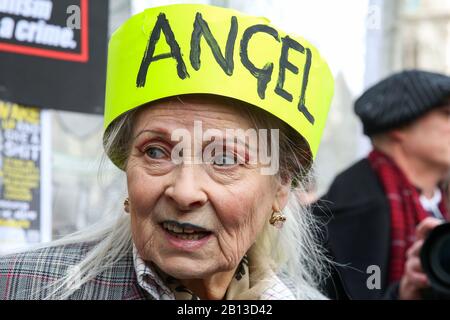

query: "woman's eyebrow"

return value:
[133, 128, 171, 140]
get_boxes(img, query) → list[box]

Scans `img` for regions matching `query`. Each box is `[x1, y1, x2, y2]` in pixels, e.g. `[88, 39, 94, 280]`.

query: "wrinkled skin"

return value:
[125, 96, 290, 299]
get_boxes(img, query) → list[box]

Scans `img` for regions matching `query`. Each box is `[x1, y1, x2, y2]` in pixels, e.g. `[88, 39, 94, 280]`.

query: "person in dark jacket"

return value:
[315, 70, 450, 300]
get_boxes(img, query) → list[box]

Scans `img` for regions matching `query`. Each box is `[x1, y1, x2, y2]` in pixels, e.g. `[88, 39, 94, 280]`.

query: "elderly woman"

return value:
[0, 4, 334, 300]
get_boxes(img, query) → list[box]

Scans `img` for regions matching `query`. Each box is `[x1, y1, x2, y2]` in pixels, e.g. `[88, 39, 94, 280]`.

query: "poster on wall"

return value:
[0, 0, 109, 114]
[0, 100, 51, 253]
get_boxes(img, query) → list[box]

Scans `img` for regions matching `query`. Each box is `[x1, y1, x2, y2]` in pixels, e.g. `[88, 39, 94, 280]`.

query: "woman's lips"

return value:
[160, 222, 212, 251]
[162, 220, 210, 233]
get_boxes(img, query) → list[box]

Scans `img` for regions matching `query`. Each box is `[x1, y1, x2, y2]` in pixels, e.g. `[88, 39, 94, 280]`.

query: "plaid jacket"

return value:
[0, 242, 152, 300]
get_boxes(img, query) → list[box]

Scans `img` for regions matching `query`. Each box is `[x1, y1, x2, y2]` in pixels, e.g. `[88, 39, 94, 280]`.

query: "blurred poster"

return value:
[0, 0, 109, 114]
[0, 100, 51, 253]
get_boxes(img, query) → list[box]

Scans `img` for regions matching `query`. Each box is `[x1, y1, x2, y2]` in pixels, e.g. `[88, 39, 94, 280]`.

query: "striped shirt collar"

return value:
[132, 244, 175, 300]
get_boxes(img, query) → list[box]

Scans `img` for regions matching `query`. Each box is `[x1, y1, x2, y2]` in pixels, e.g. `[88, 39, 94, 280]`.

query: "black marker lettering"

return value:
[240, 25, 279, 99]
[298, 48, 314, 124]
[190, 13, 238, 76]
[274, 36, 314, 124]
[137, 13, 189, 88]
[275, 36, 303, 102]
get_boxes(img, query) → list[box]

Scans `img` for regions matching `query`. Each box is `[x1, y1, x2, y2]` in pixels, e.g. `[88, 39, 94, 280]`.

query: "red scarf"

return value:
[367, 150, 447, 284]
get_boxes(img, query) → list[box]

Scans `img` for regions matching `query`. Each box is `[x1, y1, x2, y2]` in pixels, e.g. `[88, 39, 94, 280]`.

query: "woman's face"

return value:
[126, 96, 289, 280]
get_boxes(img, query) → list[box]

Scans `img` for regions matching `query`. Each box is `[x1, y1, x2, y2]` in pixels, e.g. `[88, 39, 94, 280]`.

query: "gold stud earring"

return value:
[124, 197, 130, 213]
[269, 211, 286, 229]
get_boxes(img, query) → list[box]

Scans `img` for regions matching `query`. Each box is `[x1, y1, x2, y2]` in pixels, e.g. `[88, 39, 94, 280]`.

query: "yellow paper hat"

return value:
[104, 4, 334, 163]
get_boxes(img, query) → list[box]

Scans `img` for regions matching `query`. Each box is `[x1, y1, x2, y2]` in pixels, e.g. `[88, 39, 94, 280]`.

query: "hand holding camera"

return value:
[399, 217, 442, 299]
[399, 217, 450, 299]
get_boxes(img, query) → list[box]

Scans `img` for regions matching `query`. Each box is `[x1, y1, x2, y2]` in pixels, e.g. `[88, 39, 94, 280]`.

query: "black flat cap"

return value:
[355, 70, 450, 136]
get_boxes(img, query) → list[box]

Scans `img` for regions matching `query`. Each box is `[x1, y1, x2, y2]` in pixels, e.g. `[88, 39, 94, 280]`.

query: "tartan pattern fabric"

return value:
[0, 241, 299, 300]
[0, 242, 150, 300]
[368, 150, 429, 284]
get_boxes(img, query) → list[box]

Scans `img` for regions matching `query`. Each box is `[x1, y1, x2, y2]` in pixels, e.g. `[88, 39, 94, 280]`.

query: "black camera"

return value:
[420, 222, 450, 296]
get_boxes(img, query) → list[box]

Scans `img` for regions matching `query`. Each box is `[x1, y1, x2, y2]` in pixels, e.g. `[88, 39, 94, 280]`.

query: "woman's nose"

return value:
[164, 164, 208, 211]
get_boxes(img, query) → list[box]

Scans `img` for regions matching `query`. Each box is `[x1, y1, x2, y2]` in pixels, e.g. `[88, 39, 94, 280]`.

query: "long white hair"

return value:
[31, 95, 330, 299]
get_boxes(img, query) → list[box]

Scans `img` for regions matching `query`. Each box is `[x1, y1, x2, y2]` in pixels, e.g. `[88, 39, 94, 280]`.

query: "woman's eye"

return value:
[213, 154, 237, 166]
[145, 146, 167, 159]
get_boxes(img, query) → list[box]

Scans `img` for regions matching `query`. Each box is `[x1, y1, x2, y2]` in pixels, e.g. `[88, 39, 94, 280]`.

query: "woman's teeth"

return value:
[169, 232, 207, 240]
[162, 222, 209, 240]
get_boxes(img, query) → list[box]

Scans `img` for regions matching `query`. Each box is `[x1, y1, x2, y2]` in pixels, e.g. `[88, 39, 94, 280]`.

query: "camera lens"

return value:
[421, 222, 450, 295]
[431, 236, 450, 282]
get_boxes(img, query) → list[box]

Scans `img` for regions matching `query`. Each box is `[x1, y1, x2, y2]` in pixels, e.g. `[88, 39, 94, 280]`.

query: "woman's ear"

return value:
[272, 179, 291, 212]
